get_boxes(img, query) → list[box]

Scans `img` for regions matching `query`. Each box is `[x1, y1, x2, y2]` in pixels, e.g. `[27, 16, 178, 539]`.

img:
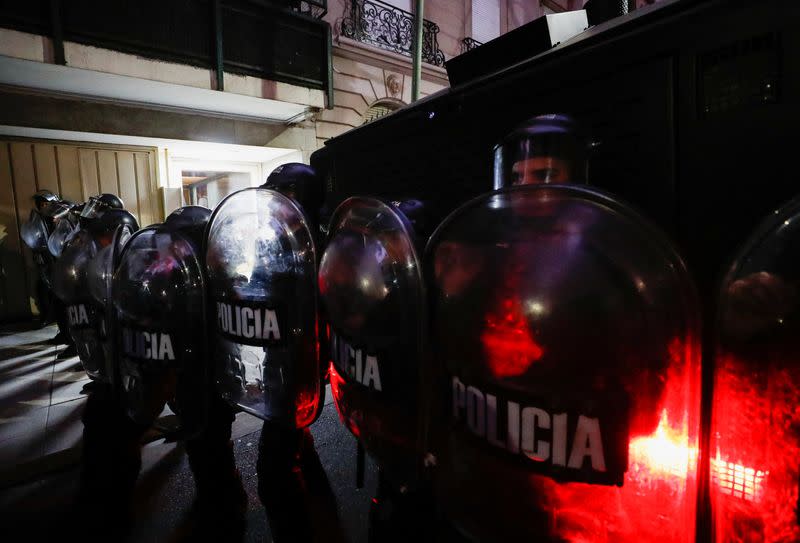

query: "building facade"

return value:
[315, 0, 592, 143]
[0, 0, 658, 321]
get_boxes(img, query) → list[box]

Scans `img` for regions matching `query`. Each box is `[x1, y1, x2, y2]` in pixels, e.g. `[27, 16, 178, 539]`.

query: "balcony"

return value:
[0, 0, 331, 92]
[341, 0, 446, 67]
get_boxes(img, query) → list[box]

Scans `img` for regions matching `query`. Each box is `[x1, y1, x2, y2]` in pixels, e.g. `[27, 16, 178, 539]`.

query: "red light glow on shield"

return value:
[295, 389, 319, 428]
[711, 456, 768, 502]
[329, 363, 361, 438]
[711, 355, 800, 542]
[541, 338, 700, 543]
[481, 299, 544, 378]
[629, 409, 697, 478]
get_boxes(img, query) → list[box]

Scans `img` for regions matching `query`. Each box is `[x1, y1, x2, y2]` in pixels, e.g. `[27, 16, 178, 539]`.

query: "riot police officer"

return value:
[50, 199, 142, 537]
[420, 114, 701, 542]
[20, 190, 75, 347]
[256, 163, 334, 542]
[111, 205, 247, 540]
[493, 113, 589, 188]
[205, 163, 339, 542]
[318, 195, 441, 543]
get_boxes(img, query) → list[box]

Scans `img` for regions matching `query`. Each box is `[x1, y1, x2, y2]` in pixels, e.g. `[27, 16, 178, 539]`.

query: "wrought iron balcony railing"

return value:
[461, 37, 483, 54]
[341, 0, 446, 67]
[295, 0, 328, 18]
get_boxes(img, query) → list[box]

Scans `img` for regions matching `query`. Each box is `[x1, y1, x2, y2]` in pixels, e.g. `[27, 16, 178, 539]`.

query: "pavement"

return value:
[0, 324, 380, 542]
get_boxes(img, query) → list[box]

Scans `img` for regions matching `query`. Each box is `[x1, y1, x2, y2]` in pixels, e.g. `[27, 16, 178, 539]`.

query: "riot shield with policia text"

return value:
[51, 227, 110, 380]
[205, 187, 321, 428]
[318, 197, 427, 490]
[112, 224, 209, 436]
[424, 184, 702, 543]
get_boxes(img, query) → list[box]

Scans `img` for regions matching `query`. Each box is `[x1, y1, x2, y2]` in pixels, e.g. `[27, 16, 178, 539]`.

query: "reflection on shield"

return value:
[712, 195, 800, 543]
[319, 197, 426, 489]
[21, 210, 49, 252]
[205, 188, 320, 428]
[424, 184, 701, 543]
[48, 215, 78, 258]
[112, 226, 207, 435]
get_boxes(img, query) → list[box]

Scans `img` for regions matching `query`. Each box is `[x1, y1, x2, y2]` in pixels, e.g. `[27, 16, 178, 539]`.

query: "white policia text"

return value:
[452, 376, 607, 473]
[67, 304, 90, 326]
[332, 335, 382, 391]
[122, 328, 176, 361]
[217, 301, 281, 341]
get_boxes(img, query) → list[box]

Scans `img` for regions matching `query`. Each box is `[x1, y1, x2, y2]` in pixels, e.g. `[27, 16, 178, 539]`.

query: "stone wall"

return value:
[315, 0, 452, 148]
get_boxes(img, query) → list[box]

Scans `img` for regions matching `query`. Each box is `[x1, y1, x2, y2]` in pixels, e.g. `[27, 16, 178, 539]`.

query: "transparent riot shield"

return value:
[48, 214, 78, 257]
[21, 210, 49, 252]
[88, 224, 133, 308]
[711, 196, 800, 543]
[87, 225, 134, 387]
[318, 197, 425, 489]
[205, 188, 320, 427]
[425, 185, 701, 543]
[112, 226, 207, 434]
[51, 229, 108, 380]
[22, 209, 56, 290]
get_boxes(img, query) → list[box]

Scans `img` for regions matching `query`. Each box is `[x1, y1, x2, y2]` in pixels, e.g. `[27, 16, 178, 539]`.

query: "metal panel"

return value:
[116, 152, 139, 219]
[96, 150, 118, 195]
[78, 148, 100, 199]
[0, 139, 159, 322]
[8, 142, 37, 315]
[56, 145, 83, 202]
[33, 144, 60, 194]
[134, 152, 155, 228]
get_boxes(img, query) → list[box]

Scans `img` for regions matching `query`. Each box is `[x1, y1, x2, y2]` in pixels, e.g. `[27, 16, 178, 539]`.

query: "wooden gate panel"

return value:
[0, 144, 30, 318]
[55, 146, 83, 203]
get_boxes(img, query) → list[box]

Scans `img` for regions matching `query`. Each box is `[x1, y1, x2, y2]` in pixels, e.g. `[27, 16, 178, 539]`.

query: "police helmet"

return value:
[81, 193, 124, 220]
[165, 205, 211, 246]
[33, 189, 60, 210]
[262, 163, 323, 220]
[85, 208, 139, 240]
[165, 206, 211, 230]
[493, 114, 589, 188]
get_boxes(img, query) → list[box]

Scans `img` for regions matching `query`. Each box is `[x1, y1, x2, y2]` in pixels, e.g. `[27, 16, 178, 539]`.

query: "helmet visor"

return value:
[80, 197, 110, 220]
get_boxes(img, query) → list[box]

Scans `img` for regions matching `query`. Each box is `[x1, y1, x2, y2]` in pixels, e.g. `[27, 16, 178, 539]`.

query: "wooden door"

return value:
[0, 138, 160, 323]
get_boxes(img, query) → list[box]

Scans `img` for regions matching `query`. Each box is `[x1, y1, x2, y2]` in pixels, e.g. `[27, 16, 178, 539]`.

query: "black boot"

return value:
[78, 384, 146, 540]
[257, 424, 314, 543]
[185, 398, 247, 541]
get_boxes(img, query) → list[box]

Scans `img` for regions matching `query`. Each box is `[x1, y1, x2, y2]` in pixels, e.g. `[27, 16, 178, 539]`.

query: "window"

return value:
[181, 170, 252, 209]
[383, 0, 412, 12]
[472, 0, 501, 43]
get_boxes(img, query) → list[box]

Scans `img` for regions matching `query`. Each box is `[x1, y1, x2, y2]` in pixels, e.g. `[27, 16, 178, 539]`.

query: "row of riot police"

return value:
[317, 114, 800, 543]
[20, 112, 800, 542]
[20, 165, 335, 541]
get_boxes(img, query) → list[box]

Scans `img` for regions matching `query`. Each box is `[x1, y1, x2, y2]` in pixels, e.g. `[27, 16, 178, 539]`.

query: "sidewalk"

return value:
[0, 324, 379, 542]
[0, 324, 88, 486]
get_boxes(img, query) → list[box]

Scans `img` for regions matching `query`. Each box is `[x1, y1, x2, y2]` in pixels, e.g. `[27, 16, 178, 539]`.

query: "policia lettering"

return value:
[121, 328, 176, 361]
[67, 304, 91, 327]
[331, 334, 382, 391]
[216, 301, 283, 345]
[452, 377, 624, 484]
